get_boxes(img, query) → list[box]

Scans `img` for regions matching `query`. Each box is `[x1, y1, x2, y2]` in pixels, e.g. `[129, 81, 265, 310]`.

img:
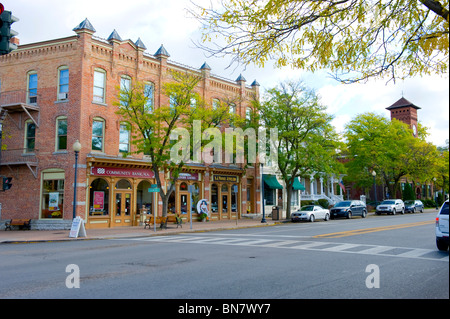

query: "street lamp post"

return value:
[72, 140, 81, 220]
[372, 170, 377, 205]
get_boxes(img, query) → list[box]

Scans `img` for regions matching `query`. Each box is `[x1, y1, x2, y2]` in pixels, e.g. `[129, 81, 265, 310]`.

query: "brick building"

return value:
[0, 19, 261, 229]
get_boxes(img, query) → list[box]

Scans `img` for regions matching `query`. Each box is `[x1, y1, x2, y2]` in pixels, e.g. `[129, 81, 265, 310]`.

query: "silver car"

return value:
[291, 205, 330, 222]
[376, 199, 405, 215]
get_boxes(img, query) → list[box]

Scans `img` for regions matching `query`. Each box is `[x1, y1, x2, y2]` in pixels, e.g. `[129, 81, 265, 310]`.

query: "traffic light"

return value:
[0, 5, 19, 56]
[2, 176, 12, 191]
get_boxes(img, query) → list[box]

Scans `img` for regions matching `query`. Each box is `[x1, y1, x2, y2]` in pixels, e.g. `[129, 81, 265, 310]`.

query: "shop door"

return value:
[221, 194, 229, 219]
[115, 191, 132, 226]
[179, 193, 189, 220]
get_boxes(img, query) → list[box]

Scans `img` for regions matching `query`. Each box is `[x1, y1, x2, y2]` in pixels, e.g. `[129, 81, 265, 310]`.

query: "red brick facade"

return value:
[0, 20, 261, 228]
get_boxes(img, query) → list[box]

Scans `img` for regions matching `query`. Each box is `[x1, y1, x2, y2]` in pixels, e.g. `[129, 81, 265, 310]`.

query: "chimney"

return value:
[10, 37, 20, 46]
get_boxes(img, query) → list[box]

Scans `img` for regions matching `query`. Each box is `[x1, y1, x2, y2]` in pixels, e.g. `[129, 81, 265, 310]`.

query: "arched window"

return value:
[93, 68, 106, 103]
[55, 116, 67, 151]
[92, 117, 105, 152]
[119, 122, 130, 154]
[27, 70, 38, 104]
[57, 66, 69, 100]
[24, 119, 36, 153]
[89, 178, 110, 216]
[115, 179, 131, 189]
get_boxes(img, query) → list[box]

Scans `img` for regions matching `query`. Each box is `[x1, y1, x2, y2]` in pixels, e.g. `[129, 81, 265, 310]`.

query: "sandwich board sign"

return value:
[69, 216, 87, 238]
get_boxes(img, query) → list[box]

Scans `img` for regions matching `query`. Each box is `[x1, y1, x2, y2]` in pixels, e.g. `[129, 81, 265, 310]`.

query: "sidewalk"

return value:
[0, 218, 283, 244]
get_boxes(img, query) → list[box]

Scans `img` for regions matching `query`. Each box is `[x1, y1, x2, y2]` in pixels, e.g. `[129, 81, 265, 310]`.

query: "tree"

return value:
[344, 112, 438, 199]
[256, 80, 344, 218]
[115, 71, 231, 219]
[191, 0, 449, 83]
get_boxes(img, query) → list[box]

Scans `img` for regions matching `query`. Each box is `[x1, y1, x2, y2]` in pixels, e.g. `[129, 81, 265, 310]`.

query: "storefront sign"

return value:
[171, 172, 199, 181]
[213, 175, 238, 182]
[93, 191, 104, 210]
[69, 217, 87, 238]
[91, 166, 155, 178]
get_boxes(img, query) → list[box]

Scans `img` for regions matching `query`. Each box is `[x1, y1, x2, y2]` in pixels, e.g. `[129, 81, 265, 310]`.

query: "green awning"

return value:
[293, 178, 306, 191]
[263, 174, 283, 189]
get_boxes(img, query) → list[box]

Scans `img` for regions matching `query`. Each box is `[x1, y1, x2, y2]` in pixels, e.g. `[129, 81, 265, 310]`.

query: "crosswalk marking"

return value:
[112, 235, 449, 262]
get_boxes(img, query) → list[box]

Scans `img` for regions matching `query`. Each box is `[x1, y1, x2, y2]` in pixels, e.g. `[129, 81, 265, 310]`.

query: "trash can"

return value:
[272, 206, 279, 220]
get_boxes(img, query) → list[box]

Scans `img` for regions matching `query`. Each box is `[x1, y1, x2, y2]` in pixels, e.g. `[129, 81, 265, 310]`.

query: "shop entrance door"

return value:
[179, 193, 189, 220]
[221, 193, 229, 219]
[115, 191, 132, 226]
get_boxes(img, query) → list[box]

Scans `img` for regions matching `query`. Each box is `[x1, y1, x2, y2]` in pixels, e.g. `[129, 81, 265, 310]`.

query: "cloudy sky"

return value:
[5, 0, 449, 147]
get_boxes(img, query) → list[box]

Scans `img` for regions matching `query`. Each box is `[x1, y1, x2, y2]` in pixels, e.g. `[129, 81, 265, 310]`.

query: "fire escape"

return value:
[0, 90, 39, 178]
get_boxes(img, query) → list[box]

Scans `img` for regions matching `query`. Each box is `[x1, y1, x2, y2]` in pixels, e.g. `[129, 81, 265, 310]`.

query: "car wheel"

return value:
[347, 212, 352, 219]
[401, 208, 405, 214]
[310, 214, 315, 222]
[436, 238, 449, 251]
[392, 209, 396, 215]
[420, 208, 424, 213]
[412, 208, 416, 214]
[361, 210, 367, 218]
[324, 213, 329, 221]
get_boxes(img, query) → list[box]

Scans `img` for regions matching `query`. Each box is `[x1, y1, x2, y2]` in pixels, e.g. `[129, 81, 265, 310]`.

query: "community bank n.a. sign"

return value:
[91, 166, 155, 178]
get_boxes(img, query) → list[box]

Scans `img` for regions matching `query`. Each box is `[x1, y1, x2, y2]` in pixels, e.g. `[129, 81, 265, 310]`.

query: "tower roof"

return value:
[386, 97, 421, 110]
[154, 44, 170, 58]
[107, 29, 122, 42]
[135, 38, 147, 50]
[73, 18, 96, 33]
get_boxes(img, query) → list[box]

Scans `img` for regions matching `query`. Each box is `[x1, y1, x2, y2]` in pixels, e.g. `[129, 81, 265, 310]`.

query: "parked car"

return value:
[404, 200, 424, 213]
[375, 199, 405, 215]
[291, 205, 330, 222]
[436, 200, 449, 251]
[330, 200, 367, 219]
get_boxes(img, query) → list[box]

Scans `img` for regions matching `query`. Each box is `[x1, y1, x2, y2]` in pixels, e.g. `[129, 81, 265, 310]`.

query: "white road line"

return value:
[322, 243, 360, 252]
[111, 236, 448, 262]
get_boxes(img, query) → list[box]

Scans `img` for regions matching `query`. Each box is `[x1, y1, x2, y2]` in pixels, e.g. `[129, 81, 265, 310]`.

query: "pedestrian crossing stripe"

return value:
[112, 235, 449, 262]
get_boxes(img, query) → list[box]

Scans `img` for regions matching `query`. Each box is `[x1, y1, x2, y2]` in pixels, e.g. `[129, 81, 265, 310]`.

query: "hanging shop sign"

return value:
[213, 175, 238, 183]
[91, 166, 155, 178]
[170, 172, 199, 181]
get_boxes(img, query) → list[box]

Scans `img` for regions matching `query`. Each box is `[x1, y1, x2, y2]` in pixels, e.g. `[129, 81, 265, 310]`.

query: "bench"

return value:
[143, 215, 182, 229]
[5, 219, 32, 231]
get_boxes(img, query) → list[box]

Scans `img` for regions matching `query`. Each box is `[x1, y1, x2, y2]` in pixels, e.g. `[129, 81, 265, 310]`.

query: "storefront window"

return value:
[137, 181, 153, 216]
[191, 183, 200, 214]
[89, 178, 109, 216]
[40, 171, 65, 219]
[264, 186, 274, 205]
[231, 184, 238, 212]
[168, 190, 176, 214]
[211, 184, 218, 213]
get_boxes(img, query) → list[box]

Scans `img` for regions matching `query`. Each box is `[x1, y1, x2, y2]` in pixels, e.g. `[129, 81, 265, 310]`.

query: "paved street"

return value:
[0, 211, 448, 301]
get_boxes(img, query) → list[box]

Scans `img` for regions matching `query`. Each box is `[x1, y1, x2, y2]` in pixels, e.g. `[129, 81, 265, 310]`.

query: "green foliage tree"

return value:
[191, 0, 449, 83]
[115, 71, 231, 218]
[344, 112, 439, 199]
[255, 80, 344, 218]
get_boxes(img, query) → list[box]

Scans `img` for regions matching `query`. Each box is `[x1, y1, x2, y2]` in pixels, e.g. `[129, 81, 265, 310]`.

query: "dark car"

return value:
[404, 200, 424, 213]
[330, 200, 367, 219]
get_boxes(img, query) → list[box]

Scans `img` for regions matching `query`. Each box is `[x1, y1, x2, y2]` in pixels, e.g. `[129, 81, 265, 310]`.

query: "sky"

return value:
[4, 0, 449, 147]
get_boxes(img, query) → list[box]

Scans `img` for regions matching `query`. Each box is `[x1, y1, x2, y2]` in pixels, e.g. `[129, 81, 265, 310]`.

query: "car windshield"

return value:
[404, 200, 414, 205]
[381, 200, 395, 205]
[335, 201, 352, 207]
[300, 206, 314, 211]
